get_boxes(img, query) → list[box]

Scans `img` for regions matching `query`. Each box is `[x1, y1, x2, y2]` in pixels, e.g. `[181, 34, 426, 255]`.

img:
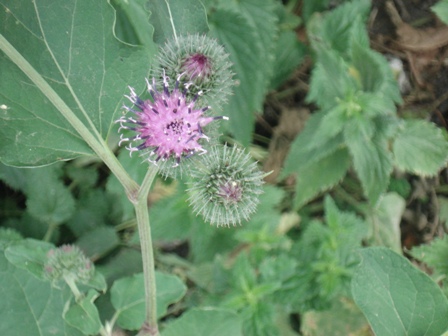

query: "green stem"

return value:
[135, 165, 159, 336]
[0, 34, 138, 198]
[43, 221, 58, 242]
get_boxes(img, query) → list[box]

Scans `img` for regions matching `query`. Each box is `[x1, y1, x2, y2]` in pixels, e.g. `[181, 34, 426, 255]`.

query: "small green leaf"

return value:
[111, 272, 187, 330]
[345, 128, 392, 204]
[292, 148, 350, 210]
[147, 0, 208, 44]
[393, 120, 448, 176]
[64, 290, 102, 335]
[432, 0, 448, 25]
[5, 238, 54, 280]
[367, 192, 405, 253]
[352, 247, 448, 336]
[162, 308, 243, 336]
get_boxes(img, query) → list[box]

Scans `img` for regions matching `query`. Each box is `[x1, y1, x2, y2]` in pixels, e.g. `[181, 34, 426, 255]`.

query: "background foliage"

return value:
[1, 0, 448, 335]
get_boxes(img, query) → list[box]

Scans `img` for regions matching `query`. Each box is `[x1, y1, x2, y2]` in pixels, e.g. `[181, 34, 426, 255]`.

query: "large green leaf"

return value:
[352, 247, 448, 336]
[393, 120, 448, 176]
[147, 0, 208, 44]
[0, 250, 83, 336]
[110, 271, 187, 330]
[208, 9, 263, 145]
[0, 0, 154, 166]
[162, 308, 243, 336]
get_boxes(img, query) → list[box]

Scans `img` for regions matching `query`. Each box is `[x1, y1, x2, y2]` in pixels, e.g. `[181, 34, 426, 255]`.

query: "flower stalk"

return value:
[135, 165, 159, 336]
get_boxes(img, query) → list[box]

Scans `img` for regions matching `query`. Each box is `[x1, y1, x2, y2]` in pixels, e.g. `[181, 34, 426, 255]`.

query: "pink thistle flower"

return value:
[181, 53, 212, 81]
[116, 72, 228, 169]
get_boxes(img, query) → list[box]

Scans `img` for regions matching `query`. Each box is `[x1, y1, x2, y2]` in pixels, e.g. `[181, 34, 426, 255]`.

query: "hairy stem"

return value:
[0, 34, 138, 198]
[135, 165, 159, 336]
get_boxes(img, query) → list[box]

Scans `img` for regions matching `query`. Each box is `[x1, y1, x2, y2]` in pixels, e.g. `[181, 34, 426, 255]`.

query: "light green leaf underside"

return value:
[0, 0, 154, 166]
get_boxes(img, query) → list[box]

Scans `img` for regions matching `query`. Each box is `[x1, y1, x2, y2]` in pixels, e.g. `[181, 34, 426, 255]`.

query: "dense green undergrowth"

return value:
[1, 0, 448, 335]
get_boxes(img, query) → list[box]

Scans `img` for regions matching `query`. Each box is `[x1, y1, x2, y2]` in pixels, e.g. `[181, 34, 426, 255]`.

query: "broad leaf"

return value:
[0, 0, 154, 166]
[393, 119, 448, 176]
[5, 238, 53, 280]
[110, 272, 187, 330]
[352, 247, 448, 336]
[0, 250, 83, 336]
[147, 0, 208, 44]
[162, 308, 243, 336]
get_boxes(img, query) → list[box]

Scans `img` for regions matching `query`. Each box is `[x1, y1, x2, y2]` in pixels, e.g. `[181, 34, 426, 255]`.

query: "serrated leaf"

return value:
[432, 0, 448, 25]
[147, 0, 208, 44]
[162, 308, 243, 336]
[110, 272, 187, 330]
[352, 247, 448, 336]
[269, 30, 306, 90]
[64, 290, 102, 335]
[345, 127, 392, 204]
[0, 162, 27, 191]
[307, 0, 370, 55]
[209, 9, 262, 145]
[351, 42, 402, 105]
[393, 119, 448, 176]
[410, 235, 448, 278]
[281, 112, 345, 178]
[292, 148, 350, 210]
[0, 0, 154, 166]
[367, 192, 405, 253]
[307, 50, 359, 110]
[0, 251, 83, 336]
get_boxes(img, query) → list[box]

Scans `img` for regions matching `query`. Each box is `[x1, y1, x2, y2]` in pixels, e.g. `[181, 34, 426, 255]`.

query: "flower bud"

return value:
[187, 145, 265, 227]
[153, 34, 235, 112]
[44, 244, 94, 285]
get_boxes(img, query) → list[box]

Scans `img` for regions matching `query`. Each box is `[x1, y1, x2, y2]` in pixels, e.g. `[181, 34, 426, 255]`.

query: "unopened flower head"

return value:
[187, 145, 265, 227]
[116, 72, 228, 176]
[154, 34, 235, 111]
[44, 244, 94, 285]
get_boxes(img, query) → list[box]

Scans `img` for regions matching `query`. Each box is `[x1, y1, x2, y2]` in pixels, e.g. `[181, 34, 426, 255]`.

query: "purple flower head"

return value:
[116, 72, 228, 173]
[181, 53, 212, 81]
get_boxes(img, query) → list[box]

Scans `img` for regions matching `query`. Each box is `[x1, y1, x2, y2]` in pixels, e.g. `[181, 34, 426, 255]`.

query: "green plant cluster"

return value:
[1, 0, 448, 335]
